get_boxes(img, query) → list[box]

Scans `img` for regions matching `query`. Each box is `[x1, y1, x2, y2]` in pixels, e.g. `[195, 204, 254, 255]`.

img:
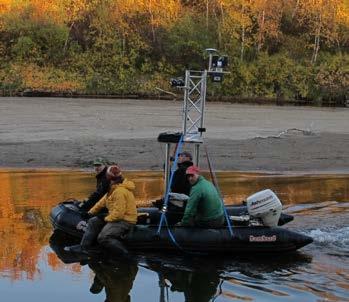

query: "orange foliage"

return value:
[105, 0, 181, 37]
[0, 0, 11, 14]
[28, 0, 63, 23]
[17, 64, 84, 92]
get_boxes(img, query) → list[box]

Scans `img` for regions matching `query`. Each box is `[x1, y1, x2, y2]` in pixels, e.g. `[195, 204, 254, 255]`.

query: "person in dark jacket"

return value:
[179, 165, 224, 228]
[79, 158, 110, 211]
[171, 151, 193, 196]
[152, 151, 193, 211]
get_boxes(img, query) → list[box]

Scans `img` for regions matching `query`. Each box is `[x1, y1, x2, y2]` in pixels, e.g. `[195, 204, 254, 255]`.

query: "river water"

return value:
[0, 170, 348, 302]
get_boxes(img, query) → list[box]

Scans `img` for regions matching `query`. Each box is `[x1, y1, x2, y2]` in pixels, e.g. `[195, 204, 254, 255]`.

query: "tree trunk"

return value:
[148, 1, 156, 42]
[311, 33, 320, 64]
[240, 5, 246, 61]
[241, 25, 245, 61]
[311, 15, 322, 64]
[257, 10, 265, 53]
[292, 0, 300, 19]
[206, 0, 209, 29]
[63, 22, 75, 54]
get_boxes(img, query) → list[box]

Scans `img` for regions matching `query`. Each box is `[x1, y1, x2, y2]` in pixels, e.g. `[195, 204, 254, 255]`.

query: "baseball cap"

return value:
[186, 165, 200, 175]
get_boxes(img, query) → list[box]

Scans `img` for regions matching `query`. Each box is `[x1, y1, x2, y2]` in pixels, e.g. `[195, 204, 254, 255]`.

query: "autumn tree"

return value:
[294, 0, 349, 64]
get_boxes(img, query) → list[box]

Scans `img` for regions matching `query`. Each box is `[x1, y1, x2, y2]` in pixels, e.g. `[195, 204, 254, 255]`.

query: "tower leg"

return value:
[164, 143, 171, 193]
[194, 144, 200, 166]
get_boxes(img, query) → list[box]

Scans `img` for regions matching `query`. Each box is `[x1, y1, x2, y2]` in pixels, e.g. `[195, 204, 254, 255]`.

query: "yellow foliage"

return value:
[18, 64, 84, 92]
[108, 0, 181, 34]
[0, 0, 67, 24]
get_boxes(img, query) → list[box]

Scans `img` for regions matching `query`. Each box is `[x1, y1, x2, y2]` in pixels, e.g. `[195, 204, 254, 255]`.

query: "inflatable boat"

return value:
[50, 190, 312, 254]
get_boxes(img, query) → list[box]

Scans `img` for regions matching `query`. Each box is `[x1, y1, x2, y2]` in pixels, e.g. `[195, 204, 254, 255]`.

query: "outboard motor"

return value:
[246, 189, 282, 227]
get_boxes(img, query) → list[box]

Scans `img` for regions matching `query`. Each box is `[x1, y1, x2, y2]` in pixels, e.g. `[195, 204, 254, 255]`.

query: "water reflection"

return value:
[50, 229, 221, 302]
[133, 259, 222, 302]
[48, 230, 315, 302]
[0, 169, 348, 301]
[89, 260, 138, 302]
[49, 230, 221, 302]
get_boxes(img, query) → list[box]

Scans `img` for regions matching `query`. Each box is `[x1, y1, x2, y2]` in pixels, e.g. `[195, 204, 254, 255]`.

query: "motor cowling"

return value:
[246, 189, 282, 227]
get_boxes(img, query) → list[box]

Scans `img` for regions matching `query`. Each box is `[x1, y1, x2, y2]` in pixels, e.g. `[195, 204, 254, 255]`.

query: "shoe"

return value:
[79, 259, 89, 266]
[64, 244, 88, 254]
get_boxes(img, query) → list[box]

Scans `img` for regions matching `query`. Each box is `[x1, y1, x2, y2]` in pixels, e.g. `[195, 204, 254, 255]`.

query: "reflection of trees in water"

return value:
[0, 171, 96, 281]
[0, 171, 81, 281]
[0, 173, 45, 280]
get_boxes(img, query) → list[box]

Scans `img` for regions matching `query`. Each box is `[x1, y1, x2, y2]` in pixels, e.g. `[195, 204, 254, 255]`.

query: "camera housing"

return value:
[212, 55, 228, 69]
[170, 78, 185, 87]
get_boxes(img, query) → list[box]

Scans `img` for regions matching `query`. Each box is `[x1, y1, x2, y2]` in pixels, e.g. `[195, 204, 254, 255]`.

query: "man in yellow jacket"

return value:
[65, 165, 137, 255]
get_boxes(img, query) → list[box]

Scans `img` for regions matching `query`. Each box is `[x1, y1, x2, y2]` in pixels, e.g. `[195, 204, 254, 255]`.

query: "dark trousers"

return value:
[81, 216, 105, 248]
[196, 215, 225, 228]
[81, 216, 134, 254]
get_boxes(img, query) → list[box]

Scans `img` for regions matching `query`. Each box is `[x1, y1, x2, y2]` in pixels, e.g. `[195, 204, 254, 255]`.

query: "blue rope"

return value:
[163, 215, 183, 251]
[157, 135, 184, 235]
[204, 145, 234, 237]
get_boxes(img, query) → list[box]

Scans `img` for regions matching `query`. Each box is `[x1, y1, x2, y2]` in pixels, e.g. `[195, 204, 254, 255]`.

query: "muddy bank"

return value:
[1, 134, 349, 173]
[0, 97, 348, 173]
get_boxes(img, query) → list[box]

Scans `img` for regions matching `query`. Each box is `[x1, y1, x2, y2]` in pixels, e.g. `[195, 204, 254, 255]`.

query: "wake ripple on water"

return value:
[286, 201, 349, 255]
[308, 227, 349, 247]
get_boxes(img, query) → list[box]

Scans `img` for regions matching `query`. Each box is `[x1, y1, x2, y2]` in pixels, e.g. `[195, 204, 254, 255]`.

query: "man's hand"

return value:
[80, 211, 92, 220]
[77, 200, 88, 209]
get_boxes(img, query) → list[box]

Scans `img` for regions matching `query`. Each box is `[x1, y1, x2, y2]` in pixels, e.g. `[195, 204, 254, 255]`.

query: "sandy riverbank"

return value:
[0, 97, 348, 173]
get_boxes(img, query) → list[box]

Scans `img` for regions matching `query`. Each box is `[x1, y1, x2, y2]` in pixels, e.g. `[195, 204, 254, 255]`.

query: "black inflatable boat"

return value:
[50, 201, 312, 254]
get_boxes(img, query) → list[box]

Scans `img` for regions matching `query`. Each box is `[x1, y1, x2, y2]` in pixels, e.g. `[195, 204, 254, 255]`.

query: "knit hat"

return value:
[93, 157, 105, 166]
[186, 165, 200, 175]
[106, 165, 122, 180]
[179, 151, 192, 160]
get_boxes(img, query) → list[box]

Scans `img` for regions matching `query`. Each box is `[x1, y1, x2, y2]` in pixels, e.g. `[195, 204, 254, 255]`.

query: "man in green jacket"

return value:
[180, 165, 225, 227]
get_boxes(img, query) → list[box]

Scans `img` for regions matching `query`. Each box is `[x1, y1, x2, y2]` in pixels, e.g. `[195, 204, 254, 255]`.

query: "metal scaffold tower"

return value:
[182, 69, 207, 144]
[180, 48, 228, 165]
[182, 69, 207, 165]
[160, 48, 228, 190]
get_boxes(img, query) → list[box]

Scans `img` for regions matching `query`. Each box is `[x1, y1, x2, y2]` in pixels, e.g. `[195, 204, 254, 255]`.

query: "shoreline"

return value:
[1, 167, 349, 175]
[5, 92, 349, 108]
